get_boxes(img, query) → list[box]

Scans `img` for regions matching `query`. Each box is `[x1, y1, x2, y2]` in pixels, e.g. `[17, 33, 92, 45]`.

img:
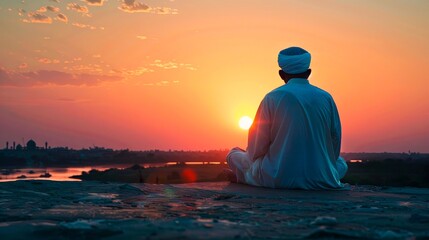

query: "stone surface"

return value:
[0, 180, 429, 239]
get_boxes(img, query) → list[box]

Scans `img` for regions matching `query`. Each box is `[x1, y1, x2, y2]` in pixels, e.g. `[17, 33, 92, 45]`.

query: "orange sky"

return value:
[1, 0, 428, 152]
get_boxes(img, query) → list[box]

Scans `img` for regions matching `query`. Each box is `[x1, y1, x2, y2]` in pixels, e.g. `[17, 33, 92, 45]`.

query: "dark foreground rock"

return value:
[0, 180, 428, 239]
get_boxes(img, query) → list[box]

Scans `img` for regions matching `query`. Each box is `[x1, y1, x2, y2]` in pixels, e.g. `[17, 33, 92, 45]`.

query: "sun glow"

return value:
[239, 116, 253, 130]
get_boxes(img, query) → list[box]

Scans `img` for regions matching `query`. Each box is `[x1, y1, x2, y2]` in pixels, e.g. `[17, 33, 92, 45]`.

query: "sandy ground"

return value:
[0, 180, 429, 239]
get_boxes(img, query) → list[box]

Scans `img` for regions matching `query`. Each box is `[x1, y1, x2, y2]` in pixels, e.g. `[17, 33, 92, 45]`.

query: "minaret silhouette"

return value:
[6, 141, 8, 150]
[45, 141, 48, 150]
[13, 141, 16, 150]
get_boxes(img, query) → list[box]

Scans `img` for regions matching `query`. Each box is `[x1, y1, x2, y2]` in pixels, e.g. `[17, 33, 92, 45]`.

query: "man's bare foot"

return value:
[222, 169, 237, 183]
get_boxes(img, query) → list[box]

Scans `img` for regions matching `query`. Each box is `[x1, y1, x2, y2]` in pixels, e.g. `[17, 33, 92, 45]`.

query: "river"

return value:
[0, 162, 223, 182]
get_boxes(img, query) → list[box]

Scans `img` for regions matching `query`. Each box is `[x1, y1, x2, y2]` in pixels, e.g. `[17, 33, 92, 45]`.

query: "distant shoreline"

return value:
[1, 148, 428, 169]
[1, 148, 429, 187]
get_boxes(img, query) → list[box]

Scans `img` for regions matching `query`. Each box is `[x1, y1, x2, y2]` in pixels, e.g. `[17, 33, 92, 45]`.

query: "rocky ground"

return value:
[0, 180, 429, 239]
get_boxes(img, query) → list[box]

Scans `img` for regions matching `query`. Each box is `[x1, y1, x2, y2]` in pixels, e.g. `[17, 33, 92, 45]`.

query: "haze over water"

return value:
[1, 0, 428, 152]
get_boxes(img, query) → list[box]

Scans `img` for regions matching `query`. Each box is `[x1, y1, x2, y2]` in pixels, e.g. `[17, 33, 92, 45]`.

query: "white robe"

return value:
[227, 78, 347, 189]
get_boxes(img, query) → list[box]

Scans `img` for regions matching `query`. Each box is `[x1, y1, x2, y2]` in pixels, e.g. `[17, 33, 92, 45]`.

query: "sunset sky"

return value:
[1, 0, 428, 152]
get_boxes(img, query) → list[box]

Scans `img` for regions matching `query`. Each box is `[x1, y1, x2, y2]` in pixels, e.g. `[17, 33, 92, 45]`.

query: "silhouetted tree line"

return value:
[0, 148, 229, 168]
[344, 158, 429, 187]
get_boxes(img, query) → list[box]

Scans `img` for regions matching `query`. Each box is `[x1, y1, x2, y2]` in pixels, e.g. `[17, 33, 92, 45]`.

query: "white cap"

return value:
[278, 47, 311, 74]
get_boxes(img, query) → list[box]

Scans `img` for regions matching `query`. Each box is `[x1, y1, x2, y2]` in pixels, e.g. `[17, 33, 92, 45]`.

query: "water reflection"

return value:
[0, 161, 223, 182]
[0, 167, 105, 182]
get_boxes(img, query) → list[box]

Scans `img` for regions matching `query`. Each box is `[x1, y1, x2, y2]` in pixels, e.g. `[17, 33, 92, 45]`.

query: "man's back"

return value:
[226, 46, 347, 190]
[246, 78, 344, 189]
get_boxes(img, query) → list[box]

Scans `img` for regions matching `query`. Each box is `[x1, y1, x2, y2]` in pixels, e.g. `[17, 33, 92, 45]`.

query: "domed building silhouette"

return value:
[26, 139, 37, 151]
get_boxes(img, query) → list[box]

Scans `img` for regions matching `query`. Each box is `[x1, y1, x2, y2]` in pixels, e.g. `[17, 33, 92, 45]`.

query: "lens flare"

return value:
[181, 168, 197, 182]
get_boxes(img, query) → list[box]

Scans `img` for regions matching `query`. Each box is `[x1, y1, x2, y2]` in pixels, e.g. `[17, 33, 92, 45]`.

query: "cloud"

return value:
[37, 7, 47, 12]
[56, 13, 68, 22]
[67, 3, 89, 14]
[38, 58, 50, 64]
[136, 35, 147, 40]
[152, 7, 178, 15]
[72, 22, 97, 30]
[150, 60, 196, 70]
[63, 57, 82, 64]
[46, 6, 60, 12]
[143, 80, 180, 87]
[23, 12, 53, 24]
[18, 8, 26, 16]
[119, 0, 149, 13]
[50, 0, 60, 2]
[0, 68, 122, 87]
[38, 58, 60, 64]
[118, 0, 178, 14]
[81, 0, 105, 6]
[63, 64, 104, 73]
[37, 6, 60, 13]
[122, 67, 154, 76]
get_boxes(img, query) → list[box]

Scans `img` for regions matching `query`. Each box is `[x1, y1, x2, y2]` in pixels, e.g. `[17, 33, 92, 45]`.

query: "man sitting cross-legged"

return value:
[226, 46, 348, 190]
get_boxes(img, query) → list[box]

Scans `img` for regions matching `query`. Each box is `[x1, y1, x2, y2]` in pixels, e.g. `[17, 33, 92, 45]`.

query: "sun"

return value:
[239, 116, 253, 130]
